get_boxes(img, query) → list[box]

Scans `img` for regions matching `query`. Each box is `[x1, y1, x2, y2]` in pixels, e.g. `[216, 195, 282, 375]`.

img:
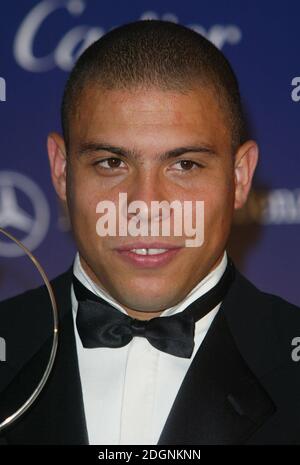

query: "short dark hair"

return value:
[61, 19, 248, 153]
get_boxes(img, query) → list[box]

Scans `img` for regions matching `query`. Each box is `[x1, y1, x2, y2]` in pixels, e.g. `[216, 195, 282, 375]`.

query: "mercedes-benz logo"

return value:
[0, 171, 50, 257]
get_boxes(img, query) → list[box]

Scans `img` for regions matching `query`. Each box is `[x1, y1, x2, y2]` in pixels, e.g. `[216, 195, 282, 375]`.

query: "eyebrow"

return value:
[77, 142, 218, 161]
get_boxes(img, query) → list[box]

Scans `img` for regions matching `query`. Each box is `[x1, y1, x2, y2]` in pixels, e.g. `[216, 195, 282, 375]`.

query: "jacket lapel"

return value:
[158, 269, 277, 445]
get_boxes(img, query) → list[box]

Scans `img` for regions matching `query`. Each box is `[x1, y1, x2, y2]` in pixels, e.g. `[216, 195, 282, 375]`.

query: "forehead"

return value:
[70, 85, 230, 148]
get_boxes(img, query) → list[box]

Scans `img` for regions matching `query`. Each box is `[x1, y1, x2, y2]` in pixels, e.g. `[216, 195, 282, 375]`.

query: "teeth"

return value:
[147, 248, 168, 255]
[130, 248, 148, 255]
[130, 248, 168, 255]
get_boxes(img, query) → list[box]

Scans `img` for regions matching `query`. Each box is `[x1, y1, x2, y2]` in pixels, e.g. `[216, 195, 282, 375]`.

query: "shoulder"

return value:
[234, 268, 300, 328]
[0, 266, 73, 379]
[224, 265, 300, 373]
[0, 265, 73, 315]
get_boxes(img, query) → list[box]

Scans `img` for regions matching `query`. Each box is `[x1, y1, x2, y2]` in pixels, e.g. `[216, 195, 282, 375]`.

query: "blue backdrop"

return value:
[0, 0, 299, 305]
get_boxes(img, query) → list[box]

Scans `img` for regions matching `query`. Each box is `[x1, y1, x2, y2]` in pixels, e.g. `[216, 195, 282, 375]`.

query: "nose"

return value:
[122, 169, 171, 227]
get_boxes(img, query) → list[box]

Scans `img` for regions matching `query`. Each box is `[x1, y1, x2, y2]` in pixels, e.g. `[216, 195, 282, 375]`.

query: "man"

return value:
[0, 19, 299, 445]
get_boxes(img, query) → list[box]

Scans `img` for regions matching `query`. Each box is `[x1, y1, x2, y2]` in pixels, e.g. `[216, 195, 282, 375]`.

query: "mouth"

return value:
[114, 243, 183, 268]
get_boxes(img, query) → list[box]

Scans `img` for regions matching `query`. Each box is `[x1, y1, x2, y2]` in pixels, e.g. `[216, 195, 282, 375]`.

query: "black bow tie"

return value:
[73, 258, 235, 358]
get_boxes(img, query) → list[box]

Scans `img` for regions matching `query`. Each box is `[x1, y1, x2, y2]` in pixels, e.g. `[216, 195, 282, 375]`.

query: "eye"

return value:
[94, 157, 126, 170]
[171, 160, 204, 172]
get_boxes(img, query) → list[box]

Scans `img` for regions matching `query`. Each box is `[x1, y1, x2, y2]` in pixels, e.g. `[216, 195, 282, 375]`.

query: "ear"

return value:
[47, 132, 67, 202]
[234, 140, 259, 210]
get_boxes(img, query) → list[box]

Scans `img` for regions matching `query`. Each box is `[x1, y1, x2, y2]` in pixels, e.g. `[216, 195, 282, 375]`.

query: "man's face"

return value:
[48, 85, 258, 317]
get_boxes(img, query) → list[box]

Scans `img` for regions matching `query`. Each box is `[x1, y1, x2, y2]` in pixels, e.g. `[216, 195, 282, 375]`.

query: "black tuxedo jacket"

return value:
[0, 261, 300, 445]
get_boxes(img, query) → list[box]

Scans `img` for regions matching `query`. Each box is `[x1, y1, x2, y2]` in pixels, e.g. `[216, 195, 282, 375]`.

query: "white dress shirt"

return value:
[71, 250, 228, 445]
